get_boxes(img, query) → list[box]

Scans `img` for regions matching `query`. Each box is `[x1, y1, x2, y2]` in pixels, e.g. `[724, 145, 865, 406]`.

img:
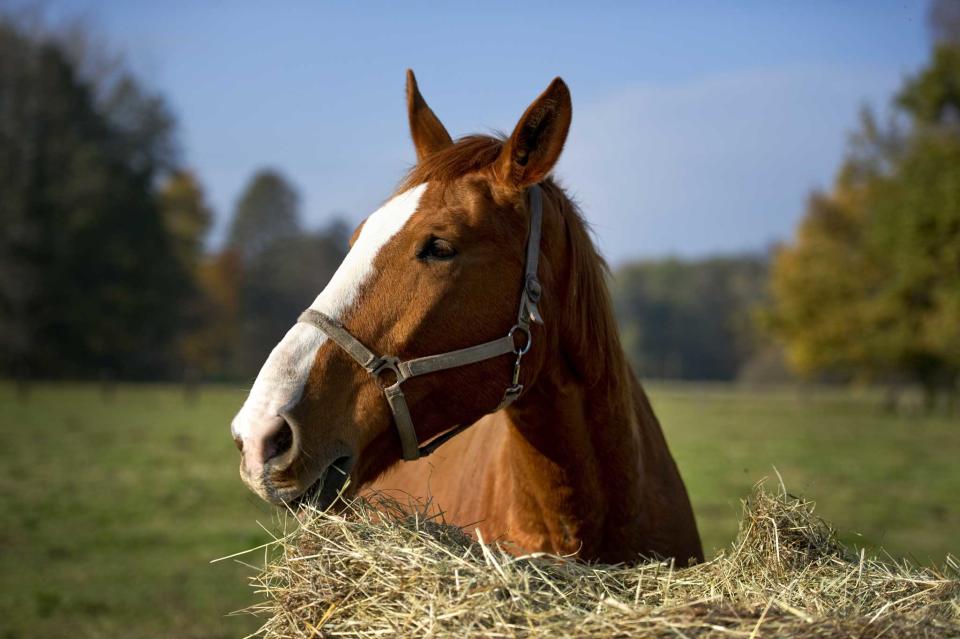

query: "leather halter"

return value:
[297, 185, 545, 461]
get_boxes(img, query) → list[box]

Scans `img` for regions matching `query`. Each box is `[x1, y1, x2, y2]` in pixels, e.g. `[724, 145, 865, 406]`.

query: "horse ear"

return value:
[406, 69, 453, 162]
[498, 77, 572, 187]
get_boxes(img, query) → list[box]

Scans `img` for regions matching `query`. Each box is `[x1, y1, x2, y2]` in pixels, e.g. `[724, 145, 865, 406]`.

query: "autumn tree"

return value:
[768, 11, 960, 403]
[178, 250, 244, 379]
[158, 170, 221, 377]
[159, 170, 212, 272]
[766, 177, 887, 379]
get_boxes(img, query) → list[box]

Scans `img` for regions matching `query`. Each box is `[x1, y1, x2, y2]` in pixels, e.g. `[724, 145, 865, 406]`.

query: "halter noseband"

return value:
[296, 185, 545, 461]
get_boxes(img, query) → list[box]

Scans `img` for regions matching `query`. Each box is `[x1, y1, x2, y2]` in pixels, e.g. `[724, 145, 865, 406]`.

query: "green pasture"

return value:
[0, 382, 956, 638]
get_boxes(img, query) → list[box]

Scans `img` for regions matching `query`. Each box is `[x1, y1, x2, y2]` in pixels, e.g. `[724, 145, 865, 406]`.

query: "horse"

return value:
[231, 71, 703, 566]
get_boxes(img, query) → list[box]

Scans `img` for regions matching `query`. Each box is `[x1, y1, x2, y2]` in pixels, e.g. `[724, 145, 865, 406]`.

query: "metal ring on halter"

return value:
[372, 357, 404, 390]
[508, 325, 532, 355]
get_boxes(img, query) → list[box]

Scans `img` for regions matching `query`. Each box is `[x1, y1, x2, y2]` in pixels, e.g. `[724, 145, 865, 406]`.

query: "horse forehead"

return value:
[430, 178, 494, 211]
[306, 184, 426, 320]
[402, 179, 501, 234]
[357, 184, 428, 248]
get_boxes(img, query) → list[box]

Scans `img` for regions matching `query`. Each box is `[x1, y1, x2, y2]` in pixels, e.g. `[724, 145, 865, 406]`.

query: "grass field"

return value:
[0, 382, 957, 638]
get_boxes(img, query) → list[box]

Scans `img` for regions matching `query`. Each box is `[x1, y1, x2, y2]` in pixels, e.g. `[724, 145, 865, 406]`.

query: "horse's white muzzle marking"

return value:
[232, 185, 427, 489]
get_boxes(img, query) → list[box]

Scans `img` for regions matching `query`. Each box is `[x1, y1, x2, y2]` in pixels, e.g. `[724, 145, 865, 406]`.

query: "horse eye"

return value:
[417, 237, 457, 261]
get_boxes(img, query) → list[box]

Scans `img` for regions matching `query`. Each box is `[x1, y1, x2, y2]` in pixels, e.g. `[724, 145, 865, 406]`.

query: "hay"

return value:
[241, 483, 959, 638]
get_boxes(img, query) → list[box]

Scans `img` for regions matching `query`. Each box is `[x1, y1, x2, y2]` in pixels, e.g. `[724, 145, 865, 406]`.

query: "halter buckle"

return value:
[525, 275, 543, 303]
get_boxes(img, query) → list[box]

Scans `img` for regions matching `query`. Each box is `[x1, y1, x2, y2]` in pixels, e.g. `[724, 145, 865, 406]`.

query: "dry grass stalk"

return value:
[240, 483, 959, 638]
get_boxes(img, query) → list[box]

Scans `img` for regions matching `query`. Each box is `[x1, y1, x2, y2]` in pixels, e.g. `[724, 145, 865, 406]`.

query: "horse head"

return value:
[231, 71, 572, 507]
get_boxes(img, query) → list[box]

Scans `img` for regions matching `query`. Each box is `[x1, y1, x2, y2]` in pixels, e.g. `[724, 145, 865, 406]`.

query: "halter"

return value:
[297, 185, 545, 461]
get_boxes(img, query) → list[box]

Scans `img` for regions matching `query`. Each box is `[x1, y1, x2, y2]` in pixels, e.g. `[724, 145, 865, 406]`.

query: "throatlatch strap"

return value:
[519, 186, 544, 328]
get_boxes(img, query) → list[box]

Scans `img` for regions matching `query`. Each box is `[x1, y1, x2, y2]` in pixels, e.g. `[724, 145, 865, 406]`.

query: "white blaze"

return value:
[231, 184, 427, 450]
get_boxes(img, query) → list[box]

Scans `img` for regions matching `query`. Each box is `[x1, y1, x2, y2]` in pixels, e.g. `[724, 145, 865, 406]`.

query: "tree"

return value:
[159, 170, 217, 377]
[897, 44, 960, 130]
[766, 182, 886, 379]
[865, 132, 960, 394]
[159, 170, 212, 272]
[179, 249, 244, 379]
[768, 29, 960, 403]
[0, 14, 188, 378]
[234, 222, 348, 377]
[227, 169, 301, 262]
[930, 0, 960, 46]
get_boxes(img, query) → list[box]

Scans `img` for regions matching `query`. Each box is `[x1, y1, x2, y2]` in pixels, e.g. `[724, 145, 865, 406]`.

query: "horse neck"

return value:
[503, 355, 649, 560]
[498, 194, 651, 559]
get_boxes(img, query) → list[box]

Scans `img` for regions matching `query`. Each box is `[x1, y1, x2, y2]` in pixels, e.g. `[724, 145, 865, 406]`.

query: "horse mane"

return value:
[398, 135, 626, 390]
[397, 135, 505, 192]
[541, 180, 627, 389]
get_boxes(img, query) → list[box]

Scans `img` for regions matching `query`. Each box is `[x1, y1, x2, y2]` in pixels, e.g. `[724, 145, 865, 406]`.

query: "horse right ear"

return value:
[406, 69, 453, 162]
[498, 77, 572, 188]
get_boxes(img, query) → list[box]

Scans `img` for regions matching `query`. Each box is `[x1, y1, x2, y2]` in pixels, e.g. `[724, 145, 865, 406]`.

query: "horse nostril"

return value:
[263, 417, 294, 464]
[233, 435, 243, 452]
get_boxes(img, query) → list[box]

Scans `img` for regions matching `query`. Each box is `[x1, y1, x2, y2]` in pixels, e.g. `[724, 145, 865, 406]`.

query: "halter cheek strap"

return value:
[296, 184, 545, 461]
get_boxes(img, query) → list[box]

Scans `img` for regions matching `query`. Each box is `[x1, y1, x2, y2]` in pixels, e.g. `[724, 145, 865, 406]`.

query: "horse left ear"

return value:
[407, 69, 453, 162]
[498, 77, 572, 187]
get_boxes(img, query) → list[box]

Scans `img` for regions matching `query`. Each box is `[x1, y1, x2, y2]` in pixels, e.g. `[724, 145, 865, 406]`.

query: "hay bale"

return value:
[242, 485, 959, 637]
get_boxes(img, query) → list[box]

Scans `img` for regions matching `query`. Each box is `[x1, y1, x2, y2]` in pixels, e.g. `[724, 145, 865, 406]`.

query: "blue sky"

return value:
[55, 1, 930, 263]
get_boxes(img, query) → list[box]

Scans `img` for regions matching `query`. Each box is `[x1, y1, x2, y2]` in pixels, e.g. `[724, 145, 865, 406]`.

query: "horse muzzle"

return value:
[234, 411, 353, 508]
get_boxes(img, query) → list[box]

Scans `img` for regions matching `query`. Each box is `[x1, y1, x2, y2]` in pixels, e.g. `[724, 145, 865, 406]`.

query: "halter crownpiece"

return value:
[296, 184, 545, 461]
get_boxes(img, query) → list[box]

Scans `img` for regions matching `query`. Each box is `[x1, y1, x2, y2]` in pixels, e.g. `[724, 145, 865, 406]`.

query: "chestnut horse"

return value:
[231, 71, 703, 565]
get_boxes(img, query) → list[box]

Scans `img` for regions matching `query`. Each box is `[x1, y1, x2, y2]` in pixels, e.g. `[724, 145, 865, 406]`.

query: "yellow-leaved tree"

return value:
[767, 16, 960, 405]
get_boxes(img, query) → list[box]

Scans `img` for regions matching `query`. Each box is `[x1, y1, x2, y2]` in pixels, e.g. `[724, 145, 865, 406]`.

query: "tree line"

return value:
[2, 5, 958, 402]
[612, 255, 782, 382]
